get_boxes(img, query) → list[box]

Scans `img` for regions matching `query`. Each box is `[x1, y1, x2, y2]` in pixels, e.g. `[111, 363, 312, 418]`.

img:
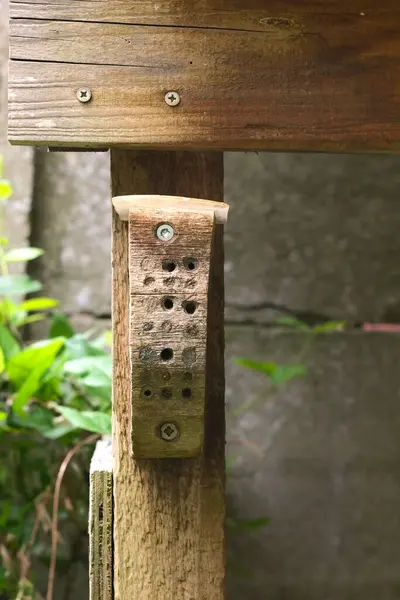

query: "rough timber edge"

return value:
[90, 437, 113, 474]
[89, 437, 113, 600]
[112, 195, 229, 224]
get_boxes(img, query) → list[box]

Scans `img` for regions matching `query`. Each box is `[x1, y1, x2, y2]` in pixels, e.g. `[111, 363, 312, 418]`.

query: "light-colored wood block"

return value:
[8, 1, 400, 152]
[89, 437, 113, 600]
[112, 195, 228, 458]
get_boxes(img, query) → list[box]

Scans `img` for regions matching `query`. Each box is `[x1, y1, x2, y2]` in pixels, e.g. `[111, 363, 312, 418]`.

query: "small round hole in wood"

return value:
[160, 348, 173, 361]
[183, 301, 197, 315]
[162, 260, 177, 273]
[182, 388, 192, 399]
[163, 297, 174, 310]
[161, 387, 172, 399]
[183, 257, 198, 271]
[141, 386, 152, 398]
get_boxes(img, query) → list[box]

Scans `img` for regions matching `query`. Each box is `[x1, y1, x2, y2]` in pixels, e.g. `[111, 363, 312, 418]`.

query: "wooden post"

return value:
[111, 150, 225, 599]
[89, 438, 113, 600]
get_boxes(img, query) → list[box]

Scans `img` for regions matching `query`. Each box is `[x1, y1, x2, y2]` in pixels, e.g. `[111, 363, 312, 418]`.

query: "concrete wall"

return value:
[3, 4, 400, 596]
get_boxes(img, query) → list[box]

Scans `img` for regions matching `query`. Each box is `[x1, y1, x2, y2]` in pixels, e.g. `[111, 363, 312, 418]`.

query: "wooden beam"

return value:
[8, 2, 400, 153]
[111, 150, 225, 599]
[9, 0, 398, 30]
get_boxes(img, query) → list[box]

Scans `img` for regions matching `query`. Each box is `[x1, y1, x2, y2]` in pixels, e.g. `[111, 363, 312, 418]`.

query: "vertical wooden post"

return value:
[111, 151, 225, 600]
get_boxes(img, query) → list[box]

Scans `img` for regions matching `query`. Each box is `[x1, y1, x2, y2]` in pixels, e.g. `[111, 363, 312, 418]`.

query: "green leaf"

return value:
[7, 338, 65, 387]
[235, 358, 306, 384]
[235, 359, 278, 376]
[271, 364, 307, 384]
[313, 320, 346, 333]
[19, 297, 59, 312]
[0, 411, 7, 426]
[64, 355, 112, 378]
[11, 366, 50, 415]
[4, 247, 44, 262]
[0, 179, 12, 200]
[14, 313, 46, 327]
[275, 316, 310, 330]
[41, 422, 76, 440]
[50, 313, 74, 339]
[0, 275, 42, 297]
[0, 323, 20, 360]
[55, 405, 111, 435]
[0, 348, 5, 374]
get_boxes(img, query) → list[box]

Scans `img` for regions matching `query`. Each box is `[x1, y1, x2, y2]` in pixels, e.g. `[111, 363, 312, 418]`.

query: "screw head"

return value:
[164, 91, 181, 107]
[156, 223, 174, 241]
[76, 88, 92, 103]
[160, 422, 179, 442]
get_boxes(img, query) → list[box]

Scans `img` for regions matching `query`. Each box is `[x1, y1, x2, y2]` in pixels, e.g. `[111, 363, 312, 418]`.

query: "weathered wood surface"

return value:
[9, 1, 400, 152]
[119, 197, 219, 458]
[111, 151, 225, 599]
[89, 438, 113, 600]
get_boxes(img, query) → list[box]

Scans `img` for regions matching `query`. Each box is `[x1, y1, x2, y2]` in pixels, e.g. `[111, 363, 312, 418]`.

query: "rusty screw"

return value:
[160, 422, 179, 441]
[164, 91, 181, 107]
[76, 88, 92, 103]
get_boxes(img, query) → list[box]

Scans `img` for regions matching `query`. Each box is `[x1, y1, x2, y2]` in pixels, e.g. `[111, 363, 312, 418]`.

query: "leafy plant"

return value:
[0, 162, 112, 599]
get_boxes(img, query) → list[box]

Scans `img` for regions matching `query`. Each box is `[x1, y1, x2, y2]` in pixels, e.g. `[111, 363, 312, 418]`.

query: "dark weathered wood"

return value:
[111, 151, 225, 599]
[8, 2, 400, 152]
[8, 0, 398, 30]
[89, 438, 113, 600]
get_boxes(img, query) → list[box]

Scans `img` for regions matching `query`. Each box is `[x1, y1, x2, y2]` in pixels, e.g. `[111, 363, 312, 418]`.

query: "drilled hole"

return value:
[163, 297, 174, 310]
[161, 387, 172, 399]
[160, 348, 173, 361]
[183, 257, 197, 271]
[162, 260, 177, 273]
[183, 301, 197, 315]
[182, 388, 192, 399]
[183, 372, 193, 381]
[141, 386, 152, 398]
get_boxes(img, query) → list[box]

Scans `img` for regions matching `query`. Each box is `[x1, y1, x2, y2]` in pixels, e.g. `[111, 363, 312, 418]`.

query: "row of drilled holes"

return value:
[143, 387, 192, 399]
[163, 297, 197, 314]
[163, 257, 197, 272]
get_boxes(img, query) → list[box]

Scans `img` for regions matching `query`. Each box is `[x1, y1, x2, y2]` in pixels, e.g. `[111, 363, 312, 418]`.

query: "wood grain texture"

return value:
[111, 150, 225, 599]
[89, 438, 113, 600]
[8, 1, 400, 152]
[128, 204, 215, 458]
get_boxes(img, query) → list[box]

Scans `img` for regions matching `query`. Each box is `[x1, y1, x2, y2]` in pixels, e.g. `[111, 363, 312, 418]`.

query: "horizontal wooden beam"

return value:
[8, 2, 400, 152]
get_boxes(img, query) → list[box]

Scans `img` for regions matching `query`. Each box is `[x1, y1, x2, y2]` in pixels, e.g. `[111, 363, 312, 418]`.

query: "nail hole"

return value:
[141, 386, 152, 398]
[183, 372, 193, 381]
[183, 257, 197, 271]
[183, 301, 197, 315]
[161, 387, 172, 399]
[160, 348, 173, 361]
[162, 260, 177, 273]
[163, 297, 174, 310]
[182, 388, 192, 399]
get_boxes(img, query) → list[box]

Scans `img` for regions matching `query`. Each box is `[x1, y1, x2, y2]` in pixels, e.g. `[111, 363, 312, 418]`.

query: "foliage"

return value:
[0, 162, 111, 599]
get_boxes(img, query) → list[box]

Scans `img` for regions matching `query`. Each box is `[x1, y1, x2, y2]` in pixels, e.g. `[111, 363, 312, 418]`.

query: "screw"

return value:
[76, 88, 92, 103]
[156, 223, 174, 241]
[164, 91, 181, 107]
[160, 422, 179, 441]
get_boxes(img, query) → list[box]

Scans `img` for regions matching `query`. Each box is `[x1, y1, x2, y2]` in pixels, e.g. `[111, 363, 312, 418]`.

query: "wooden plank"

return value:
[9, 0, 399, 30]
[8, 11, 400, 152]
[111, 150, 225, 599]
[89, 438, 113, 600]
